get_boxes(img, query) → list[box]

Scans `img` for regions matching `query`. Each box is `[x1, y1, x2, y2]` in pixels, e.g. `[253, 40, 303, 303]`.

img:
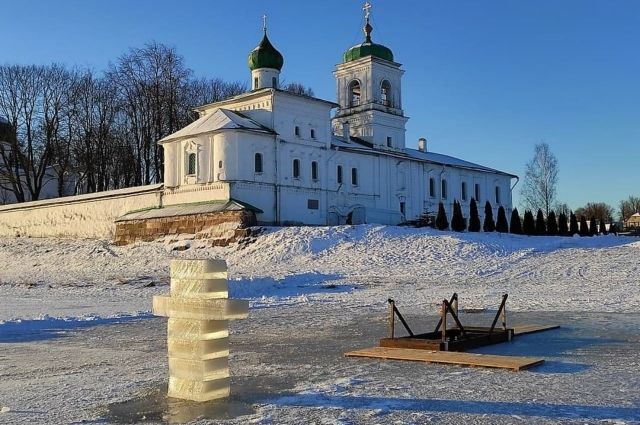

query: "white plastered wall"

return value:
[0, 185, 163, 238]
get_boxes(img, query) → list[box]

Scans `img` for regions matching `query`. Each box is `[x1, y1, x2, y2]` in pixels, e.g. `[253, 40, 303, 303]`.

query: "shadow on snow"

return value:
[0, 313, 153, 343]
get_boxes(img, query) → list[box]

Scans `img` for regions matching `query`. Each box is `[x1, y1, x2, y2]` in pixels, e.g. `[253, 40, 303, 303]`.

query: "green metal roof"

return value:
[248, 33, 284, 71]
[343, 21, 394, 63]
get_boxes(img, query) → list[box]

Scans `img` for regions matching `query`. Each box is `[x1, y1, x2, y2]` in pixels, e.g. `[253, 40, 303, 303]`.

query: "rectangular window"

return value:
[495, 186, 501, 204]
[254, 153, 263, 173]
[337, 165, 343, 184]
[187, 153, 196, 175]
[311, 129, 316, 139]
[441, 179, 447, 199]
[429, 178, 435, 197]
[293, 159, 300, 179]
[400, 201, 406, 215]
[311, 161, 318, 181]
[386, 136, 392, 147]
[461, 182, 467, 201]
[307, 199, 319, 210]
[253, 77, 259, 90]
[474, 183, 480, 202]
[294, 126, 300, 136]
[351, 168, 358, 186]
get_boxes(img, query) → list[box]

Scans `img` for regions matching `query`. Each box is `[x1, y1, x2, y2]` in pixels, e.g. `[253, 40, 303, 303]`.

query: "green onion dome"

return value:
[248, 32, 284, 71]
[343, 20, 394, 63]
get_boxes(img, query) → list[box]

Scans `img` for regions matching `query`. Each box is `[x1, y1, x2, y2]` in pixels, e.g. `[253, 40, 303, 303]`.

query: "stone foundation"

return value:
[114, 210, 257, 246]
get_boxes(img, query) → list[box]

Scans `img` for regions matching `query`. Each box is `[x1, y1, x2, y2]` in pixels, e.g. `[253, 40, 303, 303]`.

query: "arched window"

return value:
[461, 182, 467, 201]
[254, 153, 263, 173]
[351, 167, 358, 186]
[474, 183, 480, 201]
[381, 80, 391, 106]
[349, 80, 361, 107]
[441, 179, 448, 199]
[272, 76, 277, 88]
[293, 159, 300, 179]
[495, 186, 501, 204]
[311, 161, 319, 181]
[429, 177, 435, 197]
[187, 153, 196, 175]
[337, 165, 343, 184]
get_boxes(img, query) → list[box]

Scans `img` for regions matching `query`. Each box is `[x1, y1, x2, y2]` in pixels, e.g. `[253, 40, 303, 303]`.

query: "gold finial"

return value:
[262, 14, 267, 33]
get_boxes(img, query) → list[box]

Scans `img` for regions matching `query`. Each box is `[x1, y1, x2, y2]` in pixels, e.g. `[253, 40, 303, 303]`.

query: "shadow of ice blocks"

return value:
[153, 259, 248, 402]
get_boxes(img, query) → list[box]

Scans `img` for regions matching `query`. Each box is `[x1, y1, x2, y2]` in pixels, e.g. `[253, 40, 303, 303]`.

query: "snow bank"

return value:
[1, 225, 639, 321]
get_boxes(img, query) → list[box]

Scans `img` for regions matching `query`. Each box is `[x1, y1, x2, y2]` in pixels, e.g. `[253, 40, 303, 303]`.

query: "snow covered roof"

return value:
[194, 88, 337, 114]
[116, 199, 262, 222]
[158, 108, 274, 144]
[331, 136, 516, 178]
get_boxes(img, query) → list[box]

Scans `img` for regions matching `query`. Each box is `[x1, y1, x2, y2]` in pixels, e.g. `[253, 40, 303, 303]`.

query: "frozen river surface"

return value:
[1, 307, 639, 424]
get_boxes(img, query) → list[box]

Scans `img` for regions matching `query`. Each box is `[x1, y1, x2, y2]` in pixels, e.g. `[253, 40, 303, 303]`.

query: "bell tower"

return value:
[333, 2, 408, 150]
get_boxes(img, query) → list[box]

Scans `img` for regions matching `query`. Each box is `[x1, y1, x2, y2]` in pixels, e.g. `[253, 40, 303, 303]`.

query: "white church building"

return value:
[159, 9, 516, 227]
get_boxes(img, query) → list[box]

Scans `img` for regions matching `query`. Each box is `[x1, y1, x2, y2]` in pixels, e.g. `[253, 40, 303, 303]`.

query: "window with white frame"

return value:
[461, 182, 467, 201]
[474, 183, 480, 202]
[429, 177, 435, 197]
[187, 153, 196, 176]
[311, 161, 319, 181]
[351, 167, 358, 186]
[337, 165, 343, 184]
[381, 80, 391, 106]
[495, 186, 501, 204]
[349, 80, 361, 107]
[441, 179, 448, 199]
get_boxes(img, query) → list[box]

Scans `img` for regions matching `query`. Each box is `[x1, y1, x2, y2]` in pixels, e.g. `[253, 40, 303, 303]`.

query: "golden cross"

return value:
[363, 2, 372, 20]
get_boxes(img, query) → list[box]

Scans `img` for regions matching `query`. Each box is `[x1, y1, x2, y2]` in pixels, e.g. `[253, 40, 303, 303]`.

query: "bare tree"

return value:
[619, 196, 640, 221]
[520, 143, 559, 217]
[281, 81, 314, 97]
[0, 64, 56, 202]
[574, 202, 614, 222]
[553, 202, 570, 217]
[0, 43, 250, 201]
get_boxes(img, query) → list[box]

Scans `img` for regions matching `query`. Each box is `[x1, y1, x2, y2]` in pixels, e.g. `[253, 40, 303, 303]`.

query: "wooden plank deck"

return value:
[345, 347, 544, 371]
[512, 324, 560, 336]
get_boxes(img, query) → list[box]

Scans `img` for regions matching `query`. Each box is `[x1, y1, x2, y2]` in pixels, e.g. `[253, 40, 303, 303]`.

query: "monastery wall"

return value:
[0, 185, 163, 239]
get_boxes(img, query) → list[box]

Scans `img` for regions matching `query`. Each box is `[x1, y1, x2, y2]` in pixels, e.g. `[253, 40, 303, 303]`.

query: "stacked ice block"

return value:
[153, 259, 248, 402]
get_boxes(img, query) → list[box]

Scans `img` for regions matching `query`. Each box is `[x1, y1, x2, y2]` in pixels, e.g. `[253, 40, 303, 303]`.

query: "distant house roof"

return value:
[158, 108, 275, 144]
[116, 199, 262, 222]
[331, 135, 517, 178]
[626, 212, 640, 223]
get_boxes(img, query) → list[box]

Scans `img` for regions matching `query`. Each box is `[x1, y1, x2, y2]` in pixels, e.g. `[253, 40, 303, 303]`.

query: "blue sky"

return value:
[2, 0, 639, 214]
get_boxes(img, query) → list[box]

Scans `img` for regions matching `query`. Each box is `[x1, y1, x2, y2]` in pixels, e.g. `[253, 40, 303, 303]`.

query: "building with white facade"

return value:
[159, 10, 517, 227]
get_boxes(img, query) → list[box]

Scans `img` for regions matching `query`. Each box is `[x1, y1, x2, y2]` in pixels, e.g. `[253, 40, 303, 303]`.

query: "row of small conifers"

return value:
[431, 199, 616, 236]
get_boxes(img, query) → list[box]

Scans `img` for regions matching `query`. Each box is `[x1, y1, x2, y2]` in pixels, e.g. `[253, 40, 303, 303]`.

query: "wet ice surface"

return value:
[2, 306, 639, 424]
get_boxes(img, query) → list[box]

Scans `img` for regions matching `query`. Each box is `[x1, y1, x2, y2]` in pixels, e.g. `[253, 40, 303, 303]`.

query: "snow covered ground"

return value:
[0, 225, 639, 424]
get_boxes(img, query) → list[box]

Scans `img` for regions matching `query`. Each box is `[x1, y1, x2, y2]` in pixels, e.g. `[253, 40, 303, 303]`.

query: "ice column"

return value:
[153, 259, 248, 402]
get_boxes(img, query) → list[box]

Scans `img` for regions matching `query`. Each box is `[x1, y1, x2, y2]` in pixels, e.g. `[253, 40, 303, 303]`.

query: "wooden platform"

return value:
[345, 347, 544, 371]
[512, 324, 560, 336]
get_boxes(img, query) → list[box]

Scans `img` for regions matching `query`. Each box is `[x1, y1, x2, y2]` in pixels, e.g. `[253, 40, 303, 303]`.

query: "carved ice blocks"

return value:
[153, 259, 248, 402]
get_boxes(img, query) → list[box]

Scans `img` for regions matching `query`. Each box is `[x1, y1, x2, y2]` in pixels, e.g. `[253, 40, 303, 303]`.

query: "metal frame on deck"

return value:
[381, 293, 513, 352]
